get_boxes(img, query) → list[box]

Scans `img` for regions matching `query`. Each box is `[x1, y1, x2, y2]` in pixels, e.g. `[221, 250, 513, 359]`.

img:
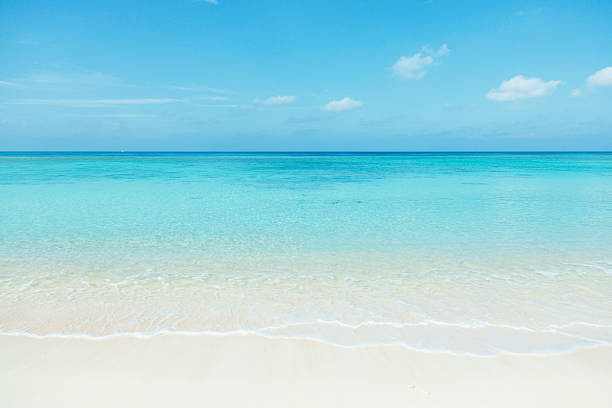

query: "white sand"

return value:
[1, 334, 610, 407]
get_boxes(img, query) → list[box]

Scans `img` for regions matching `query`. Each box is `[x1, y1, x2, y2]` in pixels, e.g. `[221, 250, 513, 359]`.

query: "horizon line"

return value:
[1, 150, 612, 154]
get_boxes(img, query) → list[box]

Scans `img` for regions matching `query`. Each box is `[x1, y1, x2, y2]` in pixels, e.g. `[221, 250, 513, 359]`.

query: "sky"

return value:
[0, 0, 611, 151]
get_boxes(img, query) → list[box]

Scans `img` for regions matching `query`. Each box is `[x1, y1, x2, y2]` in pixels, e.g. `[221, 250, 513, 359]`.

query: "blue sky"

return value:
[1, 0, 611, 151]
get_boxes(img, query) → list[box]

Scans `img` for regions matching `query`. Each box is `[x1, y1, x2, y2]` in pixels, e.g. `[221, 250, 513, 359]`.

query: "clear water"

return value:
[1, 152, 611, 354]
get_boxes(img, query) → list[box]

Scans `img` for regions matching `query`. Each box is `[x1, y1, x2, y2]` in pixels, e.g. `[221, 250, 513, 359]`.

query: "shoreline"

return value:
[0, 328, 608, 357]
[2, 333, 610, 407]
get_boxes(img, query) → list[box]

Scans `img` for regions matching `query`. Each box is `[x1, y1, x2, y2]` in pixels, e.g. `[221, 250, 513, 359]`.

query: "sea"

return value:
[1, 152, 611, 355]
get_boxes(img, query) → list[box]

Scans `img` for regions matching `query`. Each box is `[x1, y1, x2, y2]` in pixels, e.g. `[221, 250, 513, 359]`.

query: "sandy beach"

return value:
[1, 334, 610, 407]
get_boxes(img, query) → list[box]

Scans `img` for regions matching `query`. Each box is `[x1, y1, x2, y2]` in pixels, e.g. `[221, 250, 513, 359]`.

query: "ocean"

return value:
[1, 152, 611, 355]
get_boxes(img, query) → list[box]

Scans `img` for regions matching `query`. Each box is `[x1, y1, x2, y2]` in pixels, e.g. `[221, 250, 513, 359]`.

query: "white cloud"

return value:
[199, 104, 242, 108]
[171, 85, 235, 94]
[258, 95, 296, 105]
[23, 72, 110, 85]
[0, 80, 18, 87]
[8, 98, 180, 107]
[423, 43, 450, 57]
[0, 72, 117, 91]
[392, 54, 432, 79]
[486, 75, 561, 101]
[1, 74, 107, 88]
[198, 95, 228, 101]
[436, 43, 450, 56]
[587, 66, 612, 87]
[570, 88, 581, 97]
[79, 114, 157, 118]
[200, 0, 218, 4]
[391, 44, 449, 79]
[323, 97, 362, 112]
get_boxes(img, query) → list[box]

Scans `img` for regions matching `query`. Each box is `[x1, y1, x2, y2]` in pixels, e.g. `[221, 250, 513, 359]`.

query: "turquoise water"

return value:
[1, 153, 611, 354]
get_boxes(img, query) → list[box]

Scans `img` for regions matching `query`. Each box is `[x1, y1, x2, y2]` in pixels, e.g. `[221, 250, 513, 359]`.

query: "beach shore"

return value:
[1, 334, 610, 407]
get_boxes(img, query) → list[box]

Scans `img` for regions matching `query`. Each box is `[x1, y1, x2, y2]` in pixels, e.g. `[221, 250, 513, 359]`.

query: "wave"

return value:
[2, 320, 611, 357]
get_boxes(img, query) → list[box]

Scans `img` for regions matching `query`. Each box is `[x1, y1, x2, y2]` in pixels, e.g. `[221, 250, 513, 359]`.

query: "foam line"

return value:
[2, 319, 610, 357]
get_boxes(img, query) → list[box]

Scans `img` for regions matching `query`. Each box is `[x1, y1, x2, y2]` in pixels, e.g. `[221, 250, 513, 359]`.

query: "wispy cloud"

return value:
[486, 75, 561, 101]
[255, 95, 296, 105]
[391, 44, 450, 79]
[197, 95, 228, 101]
[570, 88, 581, 97]
[198, 104, 243, 108]
[24, 72, 108, 84]
[0, 80, 18, 87]
[323, 97, 362, 112]
[424, 44, 450, 57]
[587, 67, 612, 87]
[198, 0, 218, 4]
[78, 114, 158, 118]
[0, 72, 118, 91]
[8, 98, 180, 107]
[171, 85, 235, 94]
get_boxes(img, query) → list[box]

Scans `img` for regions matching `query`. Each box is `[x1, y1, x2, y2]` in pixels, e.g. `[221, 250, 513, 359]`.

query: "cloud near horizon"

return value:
[323, 97, 362, 112]
[257, 95, 296, 105]
[171, 85, 235, 94]
[78, 113, 157, 118]
[486, 75, 561, 101]
[391, 44, 450, 80]
[587, 67, 612, 87]
[0, 72, 113, 90]
[8, 98, 180, 107]
[0, 80, 18, 87]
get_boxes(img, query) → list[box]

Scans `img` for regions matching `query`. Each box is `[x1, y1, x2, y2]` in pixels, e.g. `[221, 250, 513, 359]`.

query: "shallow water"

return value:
[1, 152, 611, 354]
